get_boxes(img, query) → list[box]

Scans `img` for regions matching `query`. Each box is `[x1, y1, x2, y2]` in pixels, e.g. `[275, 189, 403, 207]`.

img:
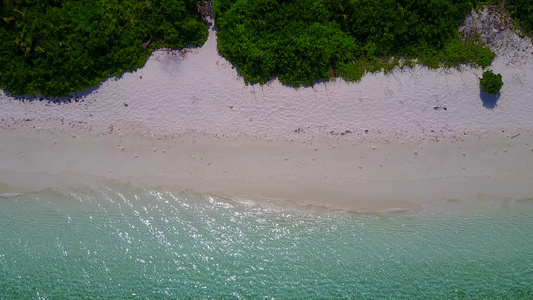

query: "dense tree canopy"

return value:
[0, 0, 207, 96]
[0, 0, 530, 96]
[214, 0, 359, 85]
[507, 0, 533, 35]
[214, 0, 498, 86]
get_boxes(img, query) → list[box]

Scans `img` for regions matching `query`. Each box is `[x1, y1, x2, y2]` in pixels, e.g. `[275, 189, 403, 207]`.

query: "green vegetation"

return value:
[0, 0, 530, 96]
[507, 0, 533, 35]
[480, 70, 503, 94]
[214, 0, 496, 86]
[0, 0, 207, 96]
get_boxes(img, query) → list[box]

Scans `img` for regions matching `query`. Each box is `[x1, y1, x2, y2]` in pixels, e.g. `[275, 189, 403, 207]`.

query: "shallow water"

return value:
[0, 183, 532, 299]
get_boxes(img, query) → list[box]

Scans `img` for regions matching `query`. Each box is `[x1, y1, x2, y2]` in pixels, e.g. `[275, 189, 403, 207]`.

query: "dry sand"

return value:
[1, 128, 532, 213]
[1, 10, 533, 212]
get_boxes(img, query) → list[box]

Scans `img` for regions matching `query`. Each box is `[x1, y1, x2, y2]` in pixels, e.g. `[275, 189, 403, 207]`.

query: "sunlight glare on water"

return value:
[0, 183, 532, 299]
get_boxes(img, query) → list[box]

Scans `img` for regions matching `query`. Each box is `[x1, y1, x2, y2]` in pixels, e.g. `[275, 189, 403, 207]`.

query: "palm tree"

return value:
[332, 0, 355, 21]
[16, 24, 46, 58]
[1, 0, 15, 23]
[9, 7, 47, 58]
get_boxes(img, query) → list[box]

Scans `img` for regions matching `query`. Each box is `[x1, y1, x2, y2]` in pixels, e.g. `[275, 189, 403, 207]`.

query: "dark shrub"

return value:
[480, 70, 503, 95]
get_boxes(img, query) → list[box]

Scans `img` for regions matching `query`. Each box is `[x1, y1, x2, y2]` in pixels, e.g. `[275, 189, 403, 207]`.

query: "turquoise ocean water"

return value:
[1, 183, 532, 299]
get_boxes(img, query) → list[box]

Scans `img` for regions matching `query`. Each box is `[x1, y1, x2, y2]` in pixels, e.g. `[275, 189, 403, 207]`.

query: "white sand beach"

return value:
[1, 10, 533, 212]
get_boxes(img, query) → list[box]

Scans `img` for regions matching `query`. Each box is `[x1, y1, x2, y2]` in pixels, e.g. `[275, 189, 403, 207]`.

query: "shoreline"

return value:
[1, 128, 532, 213]
[1, 12, 533, 213]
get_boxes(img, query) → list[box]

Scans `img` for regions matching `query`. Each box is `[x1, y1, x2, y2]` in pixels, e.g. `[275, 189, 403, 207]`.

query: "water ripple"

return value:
[0, 183, 532, 299]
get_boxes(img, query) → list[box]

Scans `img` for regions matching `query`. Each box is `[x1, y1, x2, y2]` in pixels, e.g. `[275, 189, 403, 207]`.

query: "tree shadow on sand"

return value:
[1, 82, 104, 105]
[480, 86, 500, 109]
